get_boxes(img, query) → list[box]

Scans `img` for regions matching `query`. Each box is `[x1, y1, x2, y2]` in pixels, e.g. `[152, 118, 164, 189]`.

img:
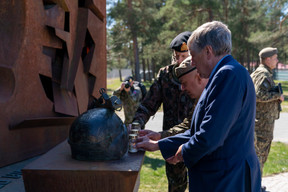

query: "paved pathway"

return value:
[273, 112, 288, 144]
[262, 172, 288, 192]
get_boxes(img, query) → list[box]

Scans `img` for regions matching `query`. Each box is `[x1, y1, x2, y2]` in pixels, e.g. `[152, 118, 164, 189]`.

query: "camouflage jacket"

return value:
[133, 63, 195, 131]
[250, 64, 281, 120]
[160, 100, 197, 138]
[113, 82, 142, 125]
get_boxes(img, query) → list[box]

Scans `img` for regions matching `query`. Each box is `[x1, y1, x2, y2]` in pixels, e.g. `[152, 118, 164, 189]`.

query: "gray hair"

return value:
[188, 21, 232, 56]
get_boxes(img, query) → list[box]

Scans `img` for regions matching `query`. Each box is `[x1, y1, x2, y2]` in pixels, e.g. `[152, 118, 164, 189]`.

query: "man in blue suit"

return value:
[137, 21, 261, 192]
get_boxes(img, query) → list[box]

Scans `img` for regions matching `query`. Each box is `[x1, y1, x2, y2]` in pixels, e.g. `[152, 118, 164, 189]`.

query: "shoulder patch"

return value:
[261, 78, 271, 89]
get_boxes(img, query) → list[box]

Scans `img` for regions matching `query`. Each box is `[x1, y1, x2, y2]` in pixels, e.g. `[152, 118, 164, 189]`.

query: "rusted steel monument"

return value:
[0, 0, 106, 167]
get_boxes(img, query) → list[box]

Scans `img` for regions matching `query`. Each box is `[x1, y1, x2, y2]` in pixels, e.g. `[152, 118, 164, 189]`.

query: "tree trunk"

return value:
[152, 58, 156, 79]
[132, 34, 140, 81]
[251, 51, 255, 72]
[147, 58, 151, 81]
[127, 0, 140, 82]
[119, 69, 122, 82]
[142, 58, 146, 82]
[246, 47, 251, 73]
[118, 56, 123, 81]
[223, 0, 228, 23]
[208, 8, 214, 21]
[280, 14, 288, 32]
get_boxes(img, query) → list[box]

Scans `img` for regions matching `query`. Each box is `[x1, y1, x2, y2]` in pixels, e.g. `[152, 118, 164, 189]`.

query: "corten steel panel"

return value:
[0, 0, 107, 167]
[88, 10, 107, 98]
[52, 81, 78, 116]
[23, 142, 144, 192]
[85, 0, 106, 21]
[45, 4, 65, 31]
[75, 59, 90, 115]
[42, 4, 65, 51]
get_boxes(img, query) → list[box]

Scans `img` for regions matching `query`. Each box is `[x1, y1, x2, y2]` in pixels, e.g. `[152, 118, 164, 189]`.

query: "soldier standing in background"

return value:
[250, 47, 284, 191]
[113, 76, 146, 126]
[133, 31, 194, 192]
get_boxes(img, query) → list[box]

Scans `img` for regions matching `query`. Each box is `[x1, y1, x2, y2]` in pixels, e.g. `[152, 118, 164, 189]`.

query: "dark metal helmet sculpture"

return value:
[68, 89, 128, 161]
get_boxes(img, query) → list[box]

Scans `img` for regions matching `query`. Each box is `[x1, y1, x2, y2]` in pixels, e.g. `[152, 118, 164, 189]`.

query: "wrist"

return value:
[152, 141, 160, 151]
[177, 145, 184, 162]
[178, 151, 183, 162]
[156, 133, 161, 140]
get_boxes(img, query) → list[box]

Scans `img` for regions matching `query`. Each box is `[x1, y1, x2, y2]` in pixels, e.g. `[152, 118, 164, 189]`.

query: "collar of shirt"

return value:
[260, 63, 273, 74]
[209, 54, 230, 79]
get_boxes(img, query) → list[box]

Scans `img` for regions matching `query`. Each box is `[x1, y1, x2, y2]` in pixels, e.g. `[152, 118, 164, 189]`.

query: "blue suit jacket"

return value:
[158, 55, 261, 192]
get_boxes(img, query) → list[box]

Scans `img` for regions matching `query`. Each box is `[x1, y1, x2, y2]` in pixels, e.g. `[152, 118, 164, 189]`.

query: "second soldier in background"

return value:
[250, 47, 284, 191]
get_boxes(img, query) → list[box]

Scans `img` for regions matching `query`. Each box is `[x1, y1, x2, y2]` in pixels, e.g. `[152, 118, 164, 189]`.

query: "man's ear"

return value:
[205, 45, 213, 59]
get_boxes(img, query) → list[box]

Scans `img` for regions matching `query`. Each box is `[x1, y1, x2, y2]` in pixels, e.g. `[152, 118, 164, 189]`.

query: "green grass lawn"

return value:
[263, 142, 288, 176]
[107, 78, 123, 95]
[138, 151, 168, 192]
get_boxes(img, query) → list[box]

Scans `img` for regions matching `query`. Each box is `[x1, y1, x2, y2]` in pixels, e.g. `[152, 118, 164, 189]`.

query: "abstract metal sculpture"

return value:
[0, 0, 106, 167]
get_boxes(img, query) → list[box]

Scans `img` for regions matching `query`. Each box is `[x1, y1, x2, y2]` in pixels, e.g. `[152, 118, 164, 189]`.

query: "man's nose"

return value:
[177, 58, 183, 64]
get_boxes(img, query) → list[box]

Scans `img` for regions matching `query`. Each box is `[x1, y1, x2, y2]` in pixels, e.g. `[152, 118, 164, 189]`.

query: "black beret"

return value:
[259, 47, 278, 58]
[169, 31, 192, 52]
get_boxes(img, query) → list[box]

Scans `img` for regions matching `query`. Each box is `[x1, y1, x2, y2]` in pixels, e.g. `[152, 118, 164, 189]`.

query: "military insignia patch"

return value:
[262, 79, 271, 89]
[181, 42, 188, 52]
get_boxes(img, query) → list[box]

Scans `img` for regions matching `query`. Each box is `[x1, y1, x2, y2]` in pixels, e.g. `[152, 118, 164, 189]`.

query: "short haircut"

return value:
[188, 21, 232, 56]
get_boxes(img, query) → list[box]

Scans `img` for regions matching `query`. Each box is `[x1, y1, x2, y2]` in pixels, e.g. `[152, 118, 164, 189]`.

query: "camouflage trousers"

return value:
[165, 162, 188, 192]
[254, 119, 275, 176]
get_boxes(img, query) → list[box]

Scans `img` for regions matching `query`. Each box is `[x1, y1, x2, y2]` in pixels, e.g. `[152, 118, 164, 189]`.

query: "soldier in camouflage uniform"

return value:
[113, 76, 144, 126]
[139, 56, 208, 140]
[250, 47, 284, 178]
[133, 32, 195, 192]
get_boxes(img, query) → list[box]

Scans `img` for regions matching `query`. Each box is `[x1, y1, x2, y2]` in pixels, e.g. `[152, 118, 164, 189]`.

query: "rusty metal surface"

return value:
[0, 0, 106, 167]
[10, 117, 76, 130]
[85, 0, 106, 20]
[75, 59, 90, 114]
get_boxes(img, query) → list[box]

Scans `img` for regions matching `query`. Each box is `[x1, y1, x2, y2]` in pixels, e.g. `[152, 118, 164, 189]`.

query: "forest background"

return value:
[106, 0, 288, 82]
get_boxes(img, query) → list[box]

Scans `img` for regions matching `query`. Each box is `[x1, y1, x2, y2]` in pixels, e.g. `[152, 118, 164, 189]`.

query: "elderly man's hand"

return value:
[166, 145, 184, 164]
[280, 94, 284, 102]
[138, 130, 161, 141]
[136, 136, 159, 151]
